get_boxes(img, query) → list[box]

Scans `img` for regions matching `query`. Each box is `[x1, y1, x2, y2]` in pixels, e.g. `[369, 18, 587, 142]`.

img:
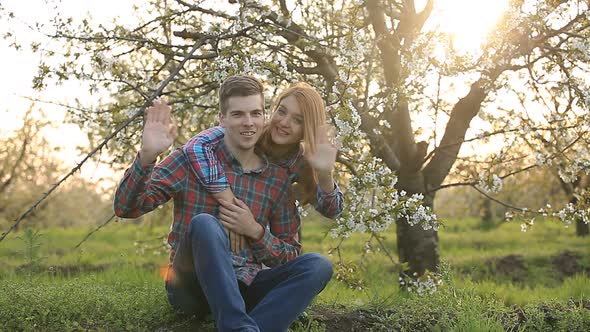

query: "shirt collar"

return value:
[218, 139, 269, 175]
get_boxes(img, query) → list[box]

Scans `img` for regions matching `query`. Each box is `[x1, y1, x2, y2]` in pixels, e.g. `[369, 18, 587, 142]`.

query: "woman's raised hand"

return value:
[304, 125, 341, 174]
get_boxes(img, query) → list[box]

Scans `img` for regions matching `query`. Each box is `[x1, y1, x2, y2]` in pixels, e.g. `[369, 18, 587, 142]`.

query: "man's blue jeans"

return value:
[165, 213, 333, 332]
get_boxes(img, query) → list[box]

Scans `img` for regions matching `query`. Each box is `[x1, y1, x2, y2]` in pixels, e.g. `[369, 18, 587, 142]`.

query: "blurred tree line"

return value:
[436, 167, 566, 224]
[0, 106, 112, 231]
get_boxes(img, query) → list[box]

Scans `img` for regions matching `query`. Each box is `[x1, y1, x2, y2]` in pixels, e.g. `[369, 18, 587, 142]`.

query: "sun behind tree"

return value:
[433, 0, 510, 53]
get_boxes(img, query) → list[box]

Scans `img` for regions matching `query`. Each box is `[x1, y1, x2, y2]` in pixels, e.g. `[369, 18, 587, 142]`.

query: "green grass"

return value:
[439, 217, 589, 265]
[1, 268, 174, 331]
[0, 222, 169, 274]
[1, 216, 589, 331]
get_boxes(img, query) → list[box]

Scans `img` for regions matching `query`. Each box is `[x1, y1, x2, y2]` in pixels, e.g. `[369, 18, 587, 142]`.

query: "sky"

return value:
[0, 0, 136, 188]
[0, 0, 509, 187]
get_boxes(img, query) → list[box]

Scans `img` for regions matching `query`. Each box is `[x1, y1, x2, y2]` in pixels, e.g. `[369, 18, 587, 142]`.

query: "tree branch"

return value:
[390, 101, 421, 171]
[359, 111, 402, 171]
[74, 213, 116, 249]
[367, 0, 400, 87]
[263, 12, 339, 85]
[174, 0, 236, 20]
[423, 81, 487, 190]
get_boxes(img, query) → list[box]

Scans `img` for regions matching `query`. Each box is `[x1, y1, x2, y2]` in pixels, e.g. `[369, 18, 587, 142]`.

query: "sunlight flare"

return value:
[436, 0, 510, 52]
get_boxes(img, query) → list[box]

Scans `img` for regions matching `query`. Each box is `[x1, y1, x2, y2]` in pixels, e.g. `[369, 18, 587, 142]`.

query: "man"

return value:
[114, 75, 333, 332]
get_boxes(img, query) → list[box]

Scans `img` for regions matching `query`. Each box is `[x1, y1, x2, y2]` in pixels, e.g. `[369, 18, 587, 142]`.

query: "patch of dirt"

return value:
[508, 305, 526, 326]
[15, 262, 160, 277]
[472, 241, 488, 250]
[551, 250, 582, 277]
[571, 299, 590, 310]
[158, 303, 590, 332]
[155, 315, 216, 332]
[488, 254, 527, 282]
[309, 307, 391, 332]
[47, 248, 67, 257]
[156, 308, 387, 332]
[538, 304, 560, 325]
[15, 263, 108, 276]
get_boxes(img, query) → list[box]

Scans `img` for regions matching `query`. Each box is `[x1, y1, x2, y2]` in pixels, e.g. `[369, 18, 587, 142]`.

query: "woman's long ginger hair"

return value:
[257, 82, 327, 205]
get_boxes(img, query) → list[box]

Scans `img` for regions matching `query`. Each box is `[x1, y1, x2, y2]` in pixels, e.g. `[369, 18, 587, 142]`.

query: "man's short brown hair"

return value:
[219, 74, 264, 114]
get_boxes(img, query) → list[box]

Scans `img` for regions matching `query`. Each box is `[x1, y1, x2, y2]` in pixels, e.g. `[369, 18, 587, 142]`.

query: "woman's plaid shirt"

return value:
[114, 141, 301, 286]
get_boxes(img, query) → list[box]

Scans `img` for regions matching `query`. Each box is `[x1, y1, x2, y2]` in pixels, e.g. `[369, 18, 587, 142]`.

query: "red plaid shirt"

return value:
[114, 141, 301, 285]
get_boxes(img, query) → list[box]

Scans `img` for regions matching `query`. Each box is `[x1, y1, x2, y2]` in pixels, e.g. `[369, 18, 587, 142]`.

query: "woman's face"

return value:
[270, 95, 304, 145]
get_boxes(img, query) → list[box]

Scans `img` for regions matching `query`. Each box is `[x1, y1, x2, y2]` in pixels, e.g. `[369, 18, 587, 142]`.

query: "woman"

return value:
[183, 82, 343, 249]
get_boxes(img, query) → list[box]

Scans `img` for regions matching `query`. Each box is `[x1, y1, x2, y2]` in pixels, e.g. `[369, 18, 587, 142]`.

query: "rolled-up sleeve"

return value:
[113, 151, 185, 218]
[183, 126, 229, 193]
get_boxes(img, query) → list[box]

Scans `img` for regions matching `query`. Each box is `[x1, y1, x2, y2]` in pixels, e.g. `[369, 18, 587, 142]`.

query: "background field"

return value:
[1, 216, 589, 331]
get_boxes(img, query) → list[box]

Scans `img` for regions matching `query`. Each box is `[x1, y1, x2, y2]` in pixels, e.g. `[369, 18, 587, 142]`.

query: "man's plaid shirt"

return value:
[114, 141, 301, 285]
[184, 126, 344, 219]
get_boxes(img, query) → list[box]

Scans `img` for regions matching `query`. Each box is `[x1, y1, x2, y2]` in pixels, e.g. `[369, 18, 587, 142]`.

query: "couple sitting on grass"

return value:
[113, 74, 345, 332]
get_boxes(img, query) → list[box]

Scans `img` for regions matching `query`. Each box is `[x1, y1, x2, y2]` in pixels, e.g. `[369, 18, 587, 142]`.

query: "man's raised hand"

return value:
[139, 98, 177, 166]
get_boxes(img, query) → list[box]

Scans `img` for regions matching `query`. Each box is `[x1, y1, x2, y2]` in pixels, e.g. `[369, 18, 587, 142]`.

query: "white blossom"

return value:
[125, 108, 140, 118]
[478, 173, 503, 194]
[400, 273, 443, 296]
[295, 200, 308, 218]
[553, 202, 590, 226]
[535, 153, 551, 166]
[504, 211, 514, 221]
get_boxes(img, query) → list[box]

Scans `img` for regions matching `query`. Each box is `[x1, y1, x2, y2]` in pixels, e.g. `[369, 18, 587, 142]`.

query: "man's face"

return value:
[219, 94, 265, 153]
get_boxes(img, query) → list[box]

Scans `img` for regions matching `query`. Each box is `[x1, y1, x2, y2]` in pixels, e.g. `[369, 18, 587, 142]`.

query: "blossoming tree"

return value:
[3, 0, 589, 279]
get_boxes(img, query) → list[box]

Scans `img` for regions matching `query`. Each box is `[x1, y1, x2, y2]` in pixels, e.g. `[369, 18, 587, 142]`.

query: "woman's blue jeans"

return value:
[165, 213, 333, 332]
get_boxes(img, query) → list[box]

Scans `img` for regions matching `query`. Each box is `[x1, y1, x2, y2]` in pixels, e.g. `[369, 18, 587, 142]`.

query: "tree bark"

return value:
[572, 194, 589, 237]
[480, 198, 494, 229]
[394, 81, 486, 275]
[396, 170, 439, 276]
[576, 219, 589, 237]
[558, 176, 589, 237]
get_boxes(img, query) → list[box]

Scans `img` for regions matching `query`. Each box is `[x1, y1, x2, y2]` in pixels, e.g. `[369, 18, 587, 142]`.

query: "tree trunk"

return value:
[576, 219, 589, 237]
[569, 195, 589, 237]
[480, 198, 494, 229]
[557, 175, 589, 237]
[396, 170, 439, 276]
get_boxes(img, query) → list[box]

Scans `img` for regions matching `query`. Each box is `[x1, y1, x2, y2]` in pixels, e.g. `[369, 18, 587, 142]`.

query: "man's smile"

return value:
[240, 131, 256, 136]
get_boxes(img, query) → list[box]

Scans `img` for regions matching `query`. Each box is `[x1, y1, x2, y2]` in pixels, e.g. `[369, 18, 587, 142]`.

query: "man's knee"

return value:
[298, 253, 333, 283]
[188, 213, 225, 240]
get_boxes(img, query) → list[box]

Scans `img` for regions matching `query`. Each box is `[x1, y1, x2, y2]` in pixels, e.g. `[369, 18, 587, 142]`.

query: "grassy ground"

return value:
[1, 216, 589, 331]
